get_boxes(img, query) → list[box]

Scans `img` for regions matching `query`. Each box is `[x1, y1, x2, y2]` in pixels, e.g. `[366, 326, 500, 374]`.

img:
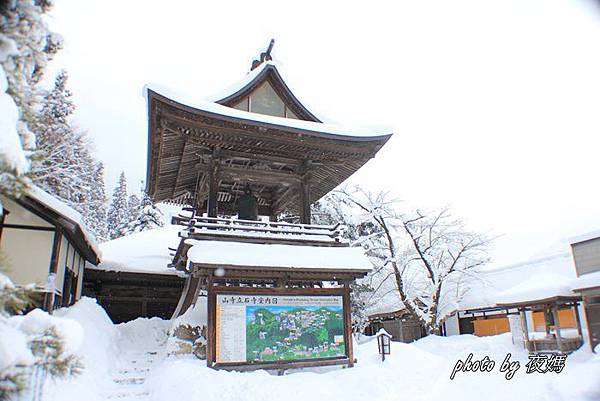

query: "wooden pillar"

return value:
[519, 309, 530, 350]
[342, 281, 354, 367]
[207, 149, 221, 218]
[552, 305, 563, 351]
[299, 173, 311, 224]
[574, 303, 583, 338]
[44, 231, 62, 312]
[207, 274, 215, 368]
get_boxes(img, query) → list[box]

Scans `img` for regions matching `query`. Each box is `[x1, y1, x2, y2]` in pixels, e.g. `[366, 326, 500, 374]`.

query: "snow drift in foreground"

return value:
[145, 333, 600, 401]
[35, 298, 600, 401]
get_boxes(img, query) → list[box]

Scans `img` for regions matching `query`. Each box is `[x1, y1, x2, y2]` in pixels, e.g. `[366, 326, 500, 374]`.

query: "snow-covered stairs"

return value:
[103, 319, 170, 401]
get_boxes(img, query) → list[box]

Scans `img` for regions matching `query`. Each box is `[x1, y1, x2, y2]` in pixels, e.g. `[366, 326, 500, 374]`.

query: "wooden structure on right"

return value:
[570, 231, 600, 352]
[143, 44, 392, 370]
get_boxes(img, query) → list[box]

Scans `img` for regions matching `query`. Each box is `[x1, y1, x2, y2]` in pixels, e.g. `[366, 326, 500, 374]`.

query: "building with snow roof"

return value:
[569, 231, 600, 351]
[0, 186, 100, 311]
[439, 248, 586, 353]
[85, 42, 391, 370]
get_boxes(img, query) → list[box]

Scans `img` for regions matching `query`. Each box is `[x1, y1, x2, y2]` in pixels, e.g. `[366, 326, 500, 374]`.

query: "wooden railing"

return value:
[171, 213, 346, 246]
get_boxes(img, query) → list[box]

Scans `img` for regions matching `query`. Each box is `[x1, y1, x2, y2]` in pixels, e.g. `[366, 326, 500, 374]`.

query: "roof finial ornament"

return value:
[251, 39, 275, 71]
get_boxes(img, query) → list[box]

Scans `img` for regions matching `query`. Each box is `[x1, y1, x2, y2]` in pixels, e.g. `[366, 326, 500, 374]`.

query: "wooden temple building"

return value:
[86, 43, 392, 370]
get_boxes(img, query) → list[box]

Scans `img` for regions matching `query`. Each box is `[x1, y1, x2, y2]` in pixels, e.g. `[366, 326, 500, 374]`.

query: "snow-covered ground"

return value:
[39, 298, 600, 401]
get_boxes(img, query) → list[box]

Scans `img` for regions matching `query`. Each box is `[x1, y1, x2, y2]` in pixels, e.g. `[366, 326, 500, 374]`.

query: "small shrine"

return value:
[144, 41, 392, 370]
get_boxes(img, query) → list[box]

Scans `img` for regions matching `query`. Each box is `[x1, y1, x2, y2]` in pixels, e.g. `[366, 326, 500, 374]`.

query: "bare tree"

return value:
[335, 187, 491, 335]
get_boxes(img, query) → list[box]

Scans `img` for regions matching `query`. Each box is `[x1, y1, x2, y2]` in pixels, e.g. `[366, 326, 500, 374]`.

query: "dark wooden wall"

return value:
[83, 269, 184, 323]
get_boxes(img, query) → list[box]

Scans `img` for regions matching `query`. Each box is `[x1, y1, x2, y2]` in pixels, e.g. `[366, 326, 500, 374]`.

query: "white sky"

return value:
[45, 0, 600, 266]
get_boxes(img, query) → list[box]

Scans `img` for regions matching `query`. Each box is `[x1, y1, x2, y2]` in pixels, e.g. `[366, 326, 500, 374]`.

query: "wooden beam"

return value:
[171, 139, 191, 198]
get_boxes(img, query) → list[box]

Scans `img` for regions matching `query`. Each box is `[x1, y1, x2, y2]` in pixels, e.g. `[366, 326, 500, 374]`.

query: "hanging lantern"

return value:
[377, 331, 392, 362]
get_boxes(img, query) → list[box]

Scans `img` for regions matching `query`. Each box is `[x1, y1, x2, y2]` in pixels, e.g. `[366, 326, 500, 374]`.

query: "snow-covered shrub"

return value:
[167, 298, 207, 360]
[170, 324, 207, 359]
[0, 272, 83, 399]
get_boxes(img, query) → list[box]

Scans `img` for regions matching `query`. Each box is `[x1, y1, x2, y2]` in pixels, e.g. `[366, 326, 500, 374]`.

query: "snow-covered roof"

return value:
[569, 229, 600, 245]
[207, 60, 326, 123]
[143, 84, 392, 140]
[91, 225, 182, 275]
[186, 239, 372, 272]
[571, 270, 600, 291]
[459, 250, 578, 311]
[24, 186, 101, 263]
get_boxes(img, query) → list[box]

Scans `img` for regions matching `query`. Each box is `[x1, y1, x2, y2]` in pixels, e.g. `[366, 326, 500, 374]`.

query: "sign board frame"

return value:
[207, 286, 354, 370]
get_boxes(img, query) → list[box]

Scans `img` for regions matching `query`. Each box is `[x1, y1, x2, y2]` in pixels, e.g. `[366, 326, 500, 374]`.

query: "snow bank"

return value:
[43, 298, 121, 401]
[146, 333, 600, 401]
[0, 323, 33, 370]
[54, 297, 119, 376]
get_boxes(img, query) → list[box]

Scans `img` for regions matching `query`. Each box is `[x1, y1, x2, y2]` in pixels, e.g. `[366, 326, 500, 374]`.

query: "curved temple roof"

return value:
[144, 62, 392, 216]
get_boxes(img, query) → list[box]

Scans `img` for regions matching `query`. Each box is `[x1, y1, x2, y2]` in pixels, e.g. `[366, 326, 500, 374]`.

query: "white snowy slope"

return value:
[93, 225, 183, 275]
[186, 239, 372, 271]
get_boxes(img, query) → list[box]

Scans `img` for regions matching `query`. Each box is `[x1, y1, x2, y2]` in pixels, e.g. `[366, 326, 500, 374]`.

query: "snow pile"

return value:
[145, 332, 600, 401]
[21, 297, 597, 401]
[53, 297, 119, 376]
[0, 324, 33, 370]
[43, 297, 120, 401]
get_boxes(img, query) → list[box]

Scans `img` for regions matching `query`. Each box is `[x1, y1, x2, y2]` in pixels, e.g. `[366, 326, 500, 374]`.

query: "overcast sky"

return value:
[45, 0, 600, 266]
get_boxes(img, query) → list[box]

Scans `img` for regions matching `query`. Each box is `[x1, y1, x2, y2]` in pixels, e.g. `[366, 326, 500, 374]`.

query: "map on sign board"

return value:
[215, 294, 346, 364]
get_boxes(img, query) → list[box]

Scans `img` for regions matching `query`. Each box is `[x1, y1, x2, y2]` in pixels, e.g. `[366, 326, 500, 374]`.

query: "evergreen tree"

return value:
[128, 190, 165, 233]
[31, 71, 95, 210]
[107, 172, 129, 240]
[119, 193, 140, 237]
[82, 163, 108, 242]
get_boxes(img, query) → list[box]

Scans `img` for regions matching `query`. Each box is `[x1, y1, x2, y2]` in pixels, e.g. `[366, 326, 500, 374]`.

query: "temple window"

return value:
[249, 82, 285, 117]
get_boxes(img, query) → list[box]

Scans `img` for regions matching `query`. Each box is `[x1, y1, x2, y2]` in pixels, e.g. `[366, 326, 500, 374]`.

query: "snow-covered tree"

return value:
[350, 283, 373, 335]
[31, 70, 96, 210]
[117, 193, 140, 237]
[0, 272, 81, 399]
[0, 0, 62, 208]
[82, 163, 108, 242]
[335, 187, 491, 335]
[107, 172, 129, 240]
[128, 190, 164, 234]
